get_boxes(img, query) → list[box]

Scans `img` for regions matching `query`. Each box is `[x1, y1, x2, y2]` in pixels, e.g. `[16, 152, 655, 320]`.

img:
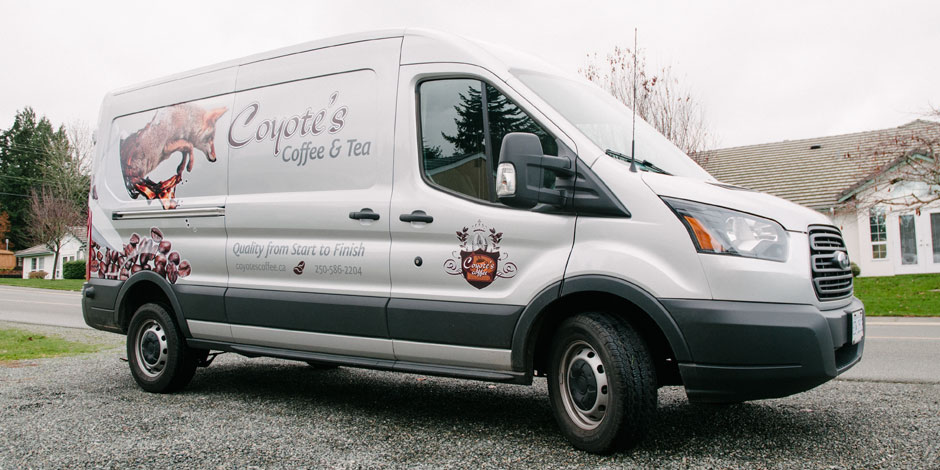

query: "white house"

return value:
[701, 120, 940, 277]
[14, 228, 88, 279]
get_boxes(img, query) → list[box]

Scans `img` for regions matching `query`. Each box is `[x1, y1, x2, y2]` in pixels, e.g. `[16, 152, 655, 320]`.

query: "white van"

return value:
[83, 29, 864, 453]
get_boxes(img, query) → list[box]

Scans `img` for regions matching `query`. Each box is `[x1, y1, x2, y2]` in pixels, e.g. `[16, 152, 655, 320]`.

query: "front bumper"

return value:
[662, 297, 864, 403]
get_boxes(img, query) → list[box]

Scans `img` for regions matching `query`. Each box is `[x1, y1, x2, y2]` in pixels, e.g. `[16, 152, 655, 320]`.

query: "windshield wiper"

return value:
[604, 149, 672, 175]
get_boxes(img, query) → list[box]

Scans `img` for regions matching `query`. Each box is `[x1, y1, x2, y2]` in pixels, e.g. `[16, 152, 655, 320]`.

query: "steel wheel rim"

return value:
[558, 340, 610, 430]
[135, 319, 169, 378]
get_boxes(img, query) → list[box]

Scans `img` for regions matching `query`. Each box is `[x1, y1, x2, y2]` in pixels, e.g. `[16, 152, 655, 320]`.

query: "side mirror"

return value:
[496, 132, 572, 208]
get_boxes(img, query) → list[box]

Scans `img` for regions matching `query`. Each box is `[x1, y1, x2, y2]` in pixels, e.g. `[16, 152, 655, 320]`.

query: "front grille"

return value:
[809, 225, 853, 300]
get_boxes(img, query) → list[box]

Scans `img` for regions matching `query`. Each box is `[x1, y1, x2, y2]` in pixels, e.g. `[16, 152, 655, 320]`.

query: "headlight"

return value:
[662, 197, 789, 262]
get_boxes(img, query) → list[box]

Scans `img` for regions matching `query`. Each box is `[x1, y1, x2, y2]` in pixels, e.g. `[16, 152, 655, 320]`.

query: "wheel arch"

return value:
[511, 275, 692, 385]
[115, 271, 190, 337]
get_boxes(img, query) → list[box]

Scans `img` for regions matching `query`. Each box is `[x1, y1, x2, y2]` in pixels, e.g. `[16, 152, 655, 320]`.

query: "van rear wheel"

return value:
[127, 302, 201, 393]
[548, 313, 657, 453]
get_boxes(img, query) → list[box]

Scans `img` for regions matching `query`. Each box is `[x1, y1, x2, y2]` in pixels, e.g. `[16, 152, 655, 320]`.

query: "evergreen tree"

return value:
[483, 85, 554, 155]
[0, 108, 70, 250]
[442, 85, 486, 158]
[442, 84, 556, 159]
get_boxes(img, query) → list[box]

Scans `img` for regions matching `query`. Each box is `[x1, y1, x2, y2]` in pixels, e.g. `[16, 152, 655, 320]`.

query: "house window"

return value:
[38, 257, 44, 270]
[870, 207, 887, 259]
[31, 258, 37, 270]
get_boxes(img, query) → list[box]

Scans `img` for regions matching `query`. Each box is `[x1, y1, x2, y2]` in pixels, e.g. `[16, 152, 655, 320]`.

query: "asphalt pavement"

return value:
[0, 285, 88, 329]
[841, 317, 940, 384]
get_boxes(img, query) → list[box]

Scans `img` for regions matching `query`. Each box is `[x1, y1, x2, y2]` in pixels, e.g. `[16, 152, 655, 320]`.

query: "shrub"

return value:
[850, 262, 861, 277]
[28, 270, 48, 279]
[63, 260, 86, 279]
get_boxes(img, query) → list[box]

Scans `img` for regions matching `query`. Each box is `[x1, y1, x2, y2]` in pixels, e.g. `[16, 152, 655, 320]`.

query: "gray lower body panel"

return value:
[663, 297, 865, 402]
[188, 320, 513, 371]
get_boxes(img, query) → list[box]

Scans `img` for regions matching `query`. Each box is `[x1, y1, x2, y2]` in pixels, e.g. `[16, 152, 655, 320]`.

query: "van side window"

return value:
[419, 79, 557, 203]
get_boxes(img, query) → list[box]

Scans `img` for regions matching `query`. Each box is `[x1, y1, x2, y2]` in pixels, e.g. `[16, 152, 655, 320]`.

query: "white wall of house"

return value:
[837, 182, 940, 277]
[21, 235, 86, 279]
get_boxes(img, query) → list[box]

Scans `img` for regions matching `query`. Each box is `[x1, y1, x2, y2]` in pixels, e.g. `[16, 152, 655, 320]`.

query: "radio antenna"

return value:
[629, 27, 638, 173]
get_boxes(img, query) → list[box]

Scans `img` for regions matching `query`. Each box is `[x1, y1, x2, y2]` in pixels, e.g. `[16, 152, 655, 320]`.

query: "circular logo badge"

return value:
[832, 251, 850, 270]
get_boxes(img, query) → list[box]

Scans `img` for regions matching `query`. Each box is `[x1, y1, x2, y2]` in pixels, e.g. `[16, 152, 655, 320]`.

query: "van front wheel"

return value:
[127, 303, 200, 393]
[548, 313, 657, 453]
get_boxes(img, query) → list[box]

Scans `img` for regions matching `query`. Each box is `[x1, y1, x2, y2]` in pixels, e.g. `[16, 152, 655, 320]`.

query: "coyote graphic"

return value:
[120, 104, 227, 209]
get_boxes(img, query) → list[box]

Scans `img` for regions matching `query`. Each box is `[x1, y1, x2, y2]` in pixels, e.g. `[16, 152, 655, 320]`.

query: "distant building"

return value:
[700, 120, 940, 277]
[0, 249, 15, 271]
[14, 228, 88, 279]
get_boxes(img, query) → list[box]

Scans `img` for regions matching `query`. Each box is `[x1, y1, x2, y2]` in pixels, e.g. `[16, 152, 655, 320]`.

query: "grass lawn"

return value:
[0, 327, 105, 361]
[854, 273, 940, 316]
[0, 278, 84, 291]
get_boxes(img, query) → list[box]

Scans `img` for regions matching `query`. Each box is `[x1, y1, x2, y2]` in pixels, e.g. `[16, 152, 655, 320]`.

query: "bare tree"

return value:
[42, 121, 93, 213]
[842, 109, 940, 211]
[27, 186, 83, 279]
[581, 46, 715, 157]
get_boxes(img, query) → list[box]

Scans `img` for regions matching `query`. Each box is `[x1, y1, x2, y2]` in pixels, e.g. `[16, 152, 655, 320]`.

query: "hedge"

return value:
[63, 260, 86, 279]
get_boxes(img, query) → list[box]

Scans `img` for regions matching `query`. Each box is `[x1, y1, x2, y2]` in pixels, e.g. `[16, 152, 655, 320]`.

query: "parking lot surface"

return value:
[0, 324, 937, 469]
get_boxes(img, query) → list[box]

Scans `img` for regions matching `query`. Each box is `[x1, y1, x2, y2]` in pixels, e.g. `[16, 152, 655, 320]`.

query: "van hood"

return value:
[640, 172, 833, 231]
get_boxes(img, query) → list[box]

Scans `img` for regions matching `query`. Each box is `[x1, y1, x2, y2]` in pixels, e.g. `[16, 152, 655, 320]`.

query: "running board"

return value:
[187, 339, 531, 385]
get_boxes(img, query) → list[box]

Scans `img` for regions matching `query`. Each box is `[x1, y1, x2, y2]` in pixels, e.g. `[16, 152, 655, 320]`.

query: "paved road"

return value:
[0, 285, 87, 329]
[840, 316, 940, 383]
[0, 284, 937, 383]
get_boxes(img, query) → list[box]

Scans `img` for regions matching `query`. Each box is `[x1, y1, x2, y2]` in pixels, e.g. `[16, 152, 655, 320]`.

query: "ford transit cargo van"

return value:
[82, 29, 865, 453]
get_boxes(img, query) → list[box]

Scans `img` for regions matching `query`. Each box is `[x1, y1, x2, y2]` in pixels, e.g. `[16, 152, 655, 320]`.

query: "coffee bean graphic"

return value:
[293, 261, 306, 275]
[166, 262, 178, 283]
[178, 260, 191, 277]
[168, 251, 180, 265]
[158, 240, 171, 254]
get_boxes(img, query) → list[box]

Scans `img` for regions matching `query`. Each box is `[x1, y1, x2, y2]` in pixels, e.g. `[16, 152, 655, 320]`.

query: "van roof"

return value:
[111, 28, 567, 97]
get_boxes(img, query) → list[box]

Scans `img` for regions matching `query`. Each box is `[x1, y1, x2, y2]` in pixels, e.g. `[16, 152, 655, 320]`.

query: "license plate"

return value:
[850, 310, 864, 344]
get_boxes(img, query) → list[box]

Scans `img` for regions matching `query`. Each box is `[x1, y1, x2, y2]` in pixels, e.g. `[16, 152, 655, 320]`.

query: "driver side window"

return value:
[418, 78, 557, 203]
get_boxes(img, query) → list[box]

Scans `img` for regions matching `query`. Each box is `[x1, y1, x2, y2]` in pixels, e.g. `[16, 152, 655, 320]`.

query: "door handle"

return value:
[399, 210, 434, 224]
[349, 208, 380, 220]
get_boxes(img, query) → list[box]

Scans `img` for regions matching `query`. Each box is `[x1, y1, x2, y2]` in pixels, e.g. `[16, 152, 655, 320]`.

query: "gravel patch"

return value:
[1, 324, 938, 469]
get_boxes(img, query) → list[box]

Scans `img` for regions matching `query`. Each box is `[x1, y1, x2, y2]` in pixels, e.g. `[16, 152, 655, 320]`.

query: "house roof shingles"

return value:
[14, 245, 53, 257]
[13, 227, 88, 258]
[699, 120, 940, 211]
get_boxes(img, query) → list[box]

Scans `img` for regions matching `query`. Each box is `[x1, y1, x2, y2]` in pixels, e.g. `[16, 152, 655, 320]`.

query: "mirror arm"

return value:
[540, 155, 574, 175]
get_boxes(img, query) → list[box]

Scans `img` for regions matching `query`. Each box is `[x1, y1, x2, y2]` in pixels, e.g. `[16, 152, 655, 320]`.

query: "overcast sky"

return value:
[1, 0, 937, 149]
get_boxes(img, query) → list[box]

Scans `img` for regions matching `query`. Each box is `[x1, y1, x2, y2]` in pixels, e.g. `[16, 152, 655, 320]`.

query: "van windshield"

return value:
[514, 71, 712, 179]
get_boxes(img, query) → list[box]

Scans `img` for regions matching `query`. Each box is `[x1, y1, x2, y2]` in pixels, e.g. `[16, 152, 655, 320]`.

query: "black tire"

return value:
[547, 313, 657, 453]
[305, 361, 339, 370]
[126, 302, 201, 393]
